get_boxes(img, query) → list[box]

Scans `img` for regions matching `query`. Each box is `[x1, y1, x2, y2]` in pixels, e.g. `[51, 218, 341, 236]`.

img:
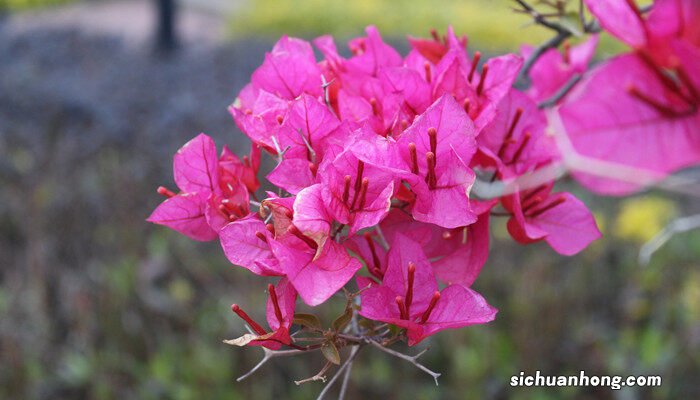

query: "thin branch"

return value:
[316, 345, 362, 400]
[538, 74, 582, 108]
[321, 74, 338, 118]
[518, 29, 571, 84]
[639, 214, 700, 265]
[338, 356, 354, 400]
[236, 347, 310, 382]
[514, 0, 569, 32]
[295, 361, 332, 385]
[366, 340, 441, 385]
[296, 128, 317, 165]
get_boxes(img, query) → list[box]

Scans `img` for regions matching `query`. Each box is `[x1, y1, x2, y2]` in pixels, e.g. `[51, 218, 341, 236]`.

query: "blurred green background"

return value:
[1, 0, 698, 399]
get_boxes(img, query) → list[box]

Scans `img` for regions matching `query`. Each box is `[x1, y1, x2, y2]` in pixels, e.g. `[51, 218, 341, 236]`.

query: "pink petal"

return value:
[348, 181, 394, 235]
[432, 49, 474, 103]
[357, 285, 404, 322]
[584, 0, 647, 48]
[230, 89, 289, 150]
[560, 53, 700, 195]
[345, 26, 402, 76]
[278, 94, 340, 159]
[410, 150, 477, 229]
[505, 192, 549, 244]
[383, 234, 438, 311]
[173, 133, 219, 194]
[261, 194, 296, 236]
[474, 54, 523, 128]
[219, 215, 283, 276]
[267, 158, 317, 194]
[147, 192, 217, 241]
[266, 277, 297, 331]
[292, 184, 333, 253]
[408, 285, 496, 345]
[399, 94, 478, 168]
[269, 239, 361, 306]
[528, 193, 602, 255]
[251, 36, 322, 99]
[432, 213, 490, 287]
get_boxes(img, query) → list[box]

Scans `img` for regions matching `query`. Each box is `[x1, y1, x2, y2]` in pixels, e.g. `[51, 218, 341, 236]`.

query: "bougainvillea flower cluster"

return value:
[149, 23, 606, 348]
[147, 0, 700, 353]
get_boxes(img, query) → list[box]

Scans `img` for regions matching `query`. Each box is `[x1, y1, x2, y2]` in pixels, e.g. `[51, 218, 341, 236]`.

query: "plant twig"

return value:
[236, 347, 310, 382]
[338, 355, 354, 400]
[295, 361, 332, 385]
[316, 345, 362, 400]
[366, 340, 441, 385]
[518, 30, 571, 84]
[514, 0, 569, 32]
[639, 214, 700, 265]
[538, 74, 582, 108]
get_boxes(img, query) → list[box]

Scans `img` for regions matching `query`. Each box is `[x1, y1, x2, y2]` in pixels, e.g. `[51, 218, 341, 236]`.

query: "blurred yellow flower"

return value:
[614, 196, 677, 243]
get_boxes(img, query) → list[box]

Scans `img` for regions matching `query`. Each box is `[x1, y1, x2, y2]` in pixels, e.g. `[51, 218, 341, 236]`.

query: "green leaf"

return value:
[332, 307, 353, 332]
[293, 313, 322, 330]
[321, 342, 341, 365]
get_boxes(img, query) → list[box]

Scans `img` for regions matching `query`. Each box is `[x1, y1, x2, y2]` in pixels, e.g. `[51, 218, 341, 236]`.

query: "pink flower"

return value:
[475, 90, 559, 179]
[229, 86, 289, 153]
[219, 214, 282, 276]
[557, 1, 700, 194]
[429, 49, 523, 129]
[318, 146, 397, 236]
[148, 134, 253, 240]
[221, 187, 362, 305]
[393, 95, 479, 228]
[358, 234, 496, 345]
[584, 0, 700, 66]
[559, 53, 700, 194]
[407, 26, 467, 65]
[267, 94, 343, 194]
[252, 36, 322, 99]
[378, 208, 493, 287]
[522, 35, 598, 103]
[229, 278, 297, 350]
[502, 184, 601, 255]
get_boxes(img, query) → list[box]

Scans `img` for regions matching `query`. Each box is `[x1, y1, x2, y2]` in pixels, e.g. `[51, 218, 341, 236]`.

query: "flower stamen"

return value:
[425, 151, 437, 189]
[157, 186, 176, 198]
[405, 262, 416, 316]
[342, 175, 352, 205]
[527, 196, 566, 217]
[231, 304, 267, 335]
[268, 283, 284, 325]
[287, 225, 318, 250]
[420, 292, 441, 323]
[428, 127, 437, 157]
[463, 98, 471, 114]
[396, 296, 409, 320]
[349, 160, 365, 210]
[468, 51, 481, 83]
[364, 232, 384, 279]
[408, 142, 419, 174]
[510, 131, 532, 164]
[356, 178, 369, 210]
[476, 64, 489, 96]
